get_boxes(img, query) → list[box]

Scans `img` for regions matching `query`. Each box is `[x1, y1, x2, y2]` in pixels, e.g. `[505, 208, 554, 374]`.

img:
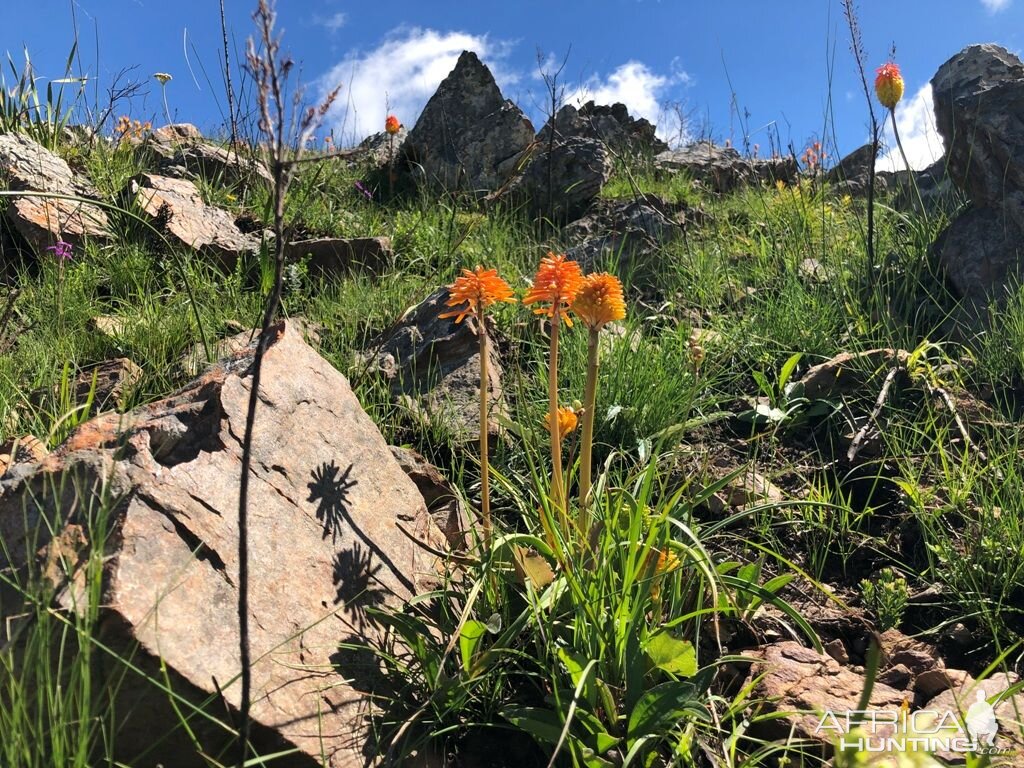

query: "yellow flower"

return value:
[875, 62, 904, 110]
[153, 72, 172, 85]
[439, 266, 516, 325]
[544, 406, 578, 441]
[523, 253, 584, 326]
[571, 273, 626, 331]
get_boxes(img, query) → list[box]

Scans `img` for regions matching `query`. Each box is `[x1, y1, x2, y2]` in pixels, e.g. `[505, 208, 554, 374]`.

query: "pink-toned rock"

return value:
[0, 132, 109, 255]
[133, 173, 258, 268]
[745, 641, 906, 750]
[0, 320, 439, 766]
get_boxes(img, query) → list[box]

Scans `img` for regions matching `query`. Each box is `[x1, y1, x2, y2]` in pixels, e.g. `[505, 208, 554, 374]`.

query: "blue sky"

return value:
[2, 1, 1022, 169]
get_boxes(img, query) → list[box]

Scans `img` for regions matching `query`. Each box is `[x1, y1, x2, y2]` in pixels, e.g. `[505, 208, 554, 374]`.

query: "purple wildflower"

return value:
[46, 240, 73, 261]
[354, 180, 373, 201]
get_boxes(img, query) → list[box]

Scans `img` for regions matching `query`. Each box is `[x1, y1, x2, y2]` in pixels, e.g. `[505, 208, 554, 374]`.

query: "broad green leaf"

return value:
[779, 352, 803, 390]
[501, 706, 564, 746]
[645, 631, 697, 677]
[558, 647, 597, 708]
[627, 681, 709, 742]
[459, 619, 487, 673]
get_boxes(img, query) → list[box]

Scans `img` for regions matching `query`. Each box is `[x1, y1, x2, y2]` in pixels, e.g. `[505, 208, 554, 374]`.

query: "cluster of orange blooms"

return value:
[800, 141, 827, 172]
[441, 253, 625, 334]
[440, 253, 627, 548]
[114, 115, 152, 141]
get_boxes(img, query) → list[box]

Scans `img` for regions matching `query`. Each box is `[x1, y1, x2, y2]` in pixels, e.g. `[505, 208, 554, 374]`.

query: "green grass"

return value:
[2, 84, 1024, 767]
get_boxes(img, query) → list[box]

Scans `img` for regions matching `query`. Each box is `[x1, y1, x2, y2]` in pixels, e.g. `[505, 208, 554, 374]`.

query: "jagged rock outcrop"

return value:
[930, 44, 1024, 311]
[654, 142, 798, 192]
[539, 101, 668, 157]
[826, 143, 877, 195]
[505, 136, 612, 223]
[0, 320, 438, 767]
[0, 132, 110, 256]
[400, 51, 535, 195]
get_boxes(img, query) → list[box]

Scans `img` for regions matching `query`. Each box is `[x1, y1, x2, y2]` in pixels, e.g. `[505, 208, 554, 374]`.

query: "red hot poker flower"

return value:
[523, 253, 584, 326]
[439, 266, 516, 325]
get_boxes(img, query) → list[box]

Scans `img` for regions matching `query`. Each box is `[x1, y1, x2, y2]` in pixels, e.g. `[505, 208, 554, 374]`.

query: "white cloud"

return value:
[981, 0, 1011, 12]
[570, 60, 692, 144]
[319, 12, 347, 33]
[317, 28, 516, 143]
[876, 83, 945, 172]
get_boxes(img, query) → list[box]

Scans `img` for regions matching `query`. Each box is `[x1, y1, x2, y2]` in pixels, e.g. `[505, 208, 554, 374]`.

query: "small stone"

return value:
[824, 638, 849, 665]
[877, 663, 913, 691]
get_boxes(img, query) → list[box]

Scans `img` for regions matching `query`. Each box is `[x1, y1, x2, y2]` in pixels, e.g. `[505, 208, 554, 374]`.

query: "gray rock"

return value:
[285, 236, 395, 278]
[932, 44, 1024, 208]
[538, 101, 668, 157]
[132, 173, 259, 269]
[654, 142, 798, 193]
[564, 194, 686, 273]
[0, 132, 110, 256]
[505, 136, 612, 223]
[146, 127, 271, 189]
[400, 51, 535, 195]
[365, 287, 506, 444]
[390, 445, 469, 549]
[0, 320, 439, 767]
[930, 44, 1024, 311]
[826, 142, 878, 196]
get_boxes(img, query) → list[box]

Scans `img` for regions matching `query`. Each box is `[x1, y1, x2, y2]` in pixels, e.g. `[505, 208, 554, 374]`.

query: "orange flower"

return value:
[439, 266, 516, 325]
[571, 273, 626, 330]
[544, 406, 578, 441]
[523, 253, 584, 326]
[385, 115, 402, 134]
[874, 62, 904, 110]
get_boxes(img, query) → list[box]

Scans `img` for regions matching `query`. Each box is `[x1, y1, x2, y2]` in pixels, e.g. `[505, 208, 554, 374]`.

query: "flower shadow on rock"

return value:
[307, 460, 358, 543]
[332, 541, 386, 633]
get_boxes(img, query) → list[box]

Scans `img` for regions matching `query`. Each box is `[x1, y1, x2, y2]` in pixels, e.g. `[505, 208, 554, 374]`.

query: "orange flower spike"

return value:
[385, 114, 402, 134]
[571, 273, 626, 331]
[875, 62, 905, 110]
[523, 253, 584, 326]
[544, 406, 579, 442]
[439, 266, 516, 325]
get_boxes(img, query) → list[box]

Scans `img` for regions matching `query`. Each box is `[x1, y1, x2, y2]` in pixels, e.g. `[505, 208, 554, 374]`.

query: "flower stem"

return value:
[890, 109, 928, 221]
[577, 328, 600, 534]
[478, 307, 492, 550]
[548, 319, 565, 528]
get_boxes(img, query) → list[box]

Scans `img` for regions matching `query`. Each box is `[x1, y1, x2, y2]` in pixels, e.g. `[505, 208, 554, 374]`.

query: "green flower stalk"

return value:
[439, 266, 516, 550]
[569, 273, 626, 534]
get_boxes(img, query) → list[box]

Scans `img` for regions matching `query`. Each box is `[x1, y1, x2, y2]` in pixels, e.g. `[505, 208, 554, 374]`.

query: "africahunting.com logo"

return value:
[816, 687, 1013, 757]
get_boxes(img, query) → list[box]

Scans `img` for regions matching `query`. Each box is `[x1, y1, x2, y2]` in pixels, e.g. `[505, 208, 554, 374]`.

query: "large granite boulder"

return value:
[538, 101, 669, 157]
[400, 51, 535, 195]
[0, 132, 110, 256]
[0, 320, 438, 767]
[655, 142, 798, 193]
[504, 136, 612, 223]
[930, 44, 1024, 311]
